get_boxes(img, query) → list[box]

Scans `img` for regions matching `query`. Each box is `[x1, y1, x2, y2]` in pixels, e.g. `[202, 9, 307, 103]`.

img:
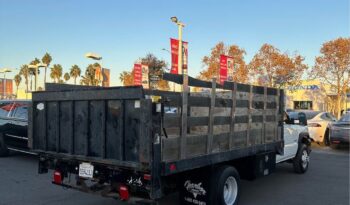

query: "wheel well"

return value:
[299, 132, 312, 145]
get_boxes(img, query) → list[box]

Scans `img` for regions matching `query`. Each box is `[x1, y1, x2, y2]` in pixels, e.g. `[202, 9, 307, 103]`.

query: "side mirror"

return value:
[298, 112, 307, 126]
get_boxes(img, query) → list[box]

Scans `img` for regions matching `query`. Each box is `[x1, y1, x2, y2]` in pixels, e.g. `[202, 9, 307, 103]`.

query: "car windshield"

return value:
[339, 113, 350, 122]
[289, 111, 320, 120]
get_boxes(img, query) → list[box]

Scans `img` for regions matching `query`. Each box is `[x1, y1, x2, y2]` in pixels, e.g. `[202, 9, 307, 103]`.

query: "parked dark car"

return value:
[330, 113, 350, 146]
[0, 100, 31, 157]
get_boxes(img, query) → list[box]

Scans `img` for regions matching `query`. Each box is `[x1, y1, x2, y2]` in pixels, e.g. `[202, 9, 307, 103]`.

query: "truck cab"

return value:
[277, 111, 312, 173]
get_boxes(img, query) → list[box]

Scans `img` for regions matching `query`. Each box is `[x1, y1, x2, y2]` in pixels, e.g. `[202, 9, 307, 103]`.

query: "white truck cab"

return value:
[277, 111, 312, 173]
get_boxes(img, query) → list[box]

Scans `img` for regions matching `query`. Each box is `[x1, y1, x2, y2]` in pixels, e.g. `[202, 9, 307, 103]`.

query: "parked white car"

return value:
[287, 111, 336, 145]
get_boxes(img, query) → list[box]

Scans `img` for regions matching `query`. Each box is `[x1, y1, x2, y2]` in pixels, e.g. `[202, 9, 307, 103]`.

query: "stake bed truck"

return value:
[29, 74, 311, 205]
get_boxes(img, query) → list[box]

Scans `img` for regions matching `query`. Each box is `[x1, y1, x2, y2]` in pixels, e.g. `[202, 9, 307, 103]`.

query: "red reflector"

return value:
[53, 171, 62, 184]
[119, 185, 130, 201]
[332, 141, 340, 144]
[169, 163, 176, 171]
[143, 174, 151, 181]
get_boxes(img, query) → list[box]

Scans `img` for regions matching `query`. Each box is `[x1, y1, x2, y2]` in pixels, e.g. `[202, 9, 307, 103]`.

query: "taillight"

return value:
[53, 171, 62, 184]
[308, 123, 322, 127]
[143, 174, 151, 181]
[119, 185, 130, 201]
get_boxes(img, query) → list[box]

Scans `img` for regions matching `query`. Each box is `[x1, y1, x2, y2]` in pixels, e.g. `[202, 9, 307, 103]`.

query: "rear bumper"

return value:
[330, 137, 349, 144]
[38, 154, 155, 203]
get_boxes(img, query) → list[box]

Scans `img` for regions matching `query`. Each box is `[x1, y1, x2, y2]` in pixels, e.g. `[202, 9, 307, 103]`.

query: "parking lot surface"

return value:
[0, 145, 348, 205]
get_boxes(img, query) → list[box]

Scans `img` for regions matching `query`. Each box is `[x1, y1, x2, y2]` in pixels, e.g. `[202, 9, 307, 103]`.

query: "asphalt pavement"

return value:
[0, 145, 348, 205]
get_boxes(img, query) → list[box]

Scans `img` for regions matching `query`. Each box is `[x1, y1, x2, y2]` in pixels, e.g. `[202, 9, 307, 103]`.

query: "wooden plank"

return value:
[212, 133, 230, 152]
[229, 82, 237, 149]
[275, 89, 280, 142]
[33, 86, 144, 102]
[101, 100, 106, 158]
[252, 93, 265, 101]
[188, 116, 209, 127]
[246, 85, 253, 146]
[263, 87, 267, 144]
[207, 79, 216, 154]
[179, 75, 189, 159]
[163, 114, 181, 128]
[236, 91, 249, 100]
[189, 96, 210, 107]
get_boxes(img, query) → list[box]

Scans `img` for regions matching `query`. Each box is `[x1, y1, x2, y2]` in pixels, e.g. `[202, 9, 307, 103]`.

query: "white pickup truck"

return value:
[277, 112, 312, 173]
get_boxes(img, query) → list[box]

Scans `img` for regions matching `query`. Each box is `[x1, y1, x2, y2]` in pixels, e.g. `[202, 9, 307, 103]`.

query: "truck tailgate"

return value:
[29, 86, 152, 170]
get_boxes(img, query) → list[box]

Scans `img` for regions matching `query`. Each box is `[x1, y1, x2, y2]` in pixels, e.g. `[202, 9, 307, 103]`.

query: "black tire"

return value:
[210, 166, 240, 205]
[323, 129, 330, 146]
[0, 133, 9, 157]
[293, 144, 310, 174]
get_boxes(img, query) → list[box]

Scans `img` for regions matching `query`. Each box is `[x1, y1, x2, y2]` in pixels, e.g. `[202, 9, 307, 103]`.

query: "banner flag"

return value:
[170, 38, 188, 74]
[133, 64, 142, 86]
[220, 55, 234, 84]
[141, 64, 149, 89]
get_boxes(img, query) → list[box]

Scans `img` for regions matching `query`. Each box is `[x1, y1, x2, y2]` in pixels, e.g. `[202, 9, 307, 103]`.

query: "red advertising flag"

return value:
[170, 38, 188, 74]
[170, 38, 179, 74]
[220, 55, 228, 84]
[220, 55, 234, 84]
[133, 64, 142, 86]
[141, 64, 149, 89]
[183, 41, 188, 70]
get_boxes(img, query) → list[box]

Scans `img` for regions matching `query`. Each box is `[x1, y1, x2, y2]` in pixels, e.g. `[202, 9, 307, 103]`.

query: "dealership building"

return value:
[285, 79, 350, 114]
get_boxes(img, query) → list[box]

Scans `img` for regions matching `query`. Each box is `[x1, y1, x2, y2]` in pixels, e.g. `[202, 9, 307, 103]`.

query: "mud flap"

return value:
[179, 169, 211, 205]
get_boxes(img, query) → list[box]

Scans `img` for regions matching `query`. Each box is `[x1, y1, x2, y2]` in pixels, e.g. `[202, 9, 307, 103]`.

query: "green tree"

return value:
[64, 72, 70, 82]
[50, 64, 63, 83]
[19, 65, 30, 93]
[310, 37, 350, 118]
[80, 64, 99, 86]
[69, 65, 81, 85]
[41, 53, 52, 85]
[14, 74, 22, 97]
[119, 53, 169, 90]
[199, 42, 249, 83]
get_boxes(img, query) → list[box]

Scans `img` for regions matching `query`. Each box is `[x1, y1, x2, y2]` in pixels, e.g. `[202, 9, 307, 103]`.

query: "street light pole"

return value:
[171, 16, 186, 92]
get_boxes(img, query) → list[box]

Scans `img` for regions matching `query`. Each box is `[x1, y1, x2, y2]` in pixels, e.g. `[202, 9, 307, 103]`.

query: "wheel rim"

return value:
[301, 150, 309, 169]
[223, 176, 238, 205]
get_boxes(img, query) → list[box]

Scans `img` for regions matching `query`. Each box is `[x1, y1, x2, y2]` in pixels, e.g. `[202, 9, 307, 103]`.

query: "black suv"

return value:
[0, 100, 31, 157]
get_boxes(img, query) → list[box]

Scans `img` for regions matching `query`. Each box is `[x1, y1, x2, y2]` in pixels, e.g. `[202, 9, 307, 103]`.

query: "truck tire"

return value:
[0, 133, 9, 157]
[210, 166, 240, 205]
[293, 144, 309, 174]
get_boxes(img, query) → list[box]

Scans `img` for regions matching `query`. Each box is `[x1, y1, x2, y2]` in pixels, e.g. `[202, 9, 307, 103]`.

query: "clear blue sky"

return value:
[0, 0, 349, 88]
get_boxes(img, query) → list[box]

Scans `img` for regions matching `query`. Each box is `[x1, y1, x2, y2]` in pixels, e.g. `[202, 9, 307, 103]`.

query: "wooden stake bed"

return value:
[30, 75, 284, 177]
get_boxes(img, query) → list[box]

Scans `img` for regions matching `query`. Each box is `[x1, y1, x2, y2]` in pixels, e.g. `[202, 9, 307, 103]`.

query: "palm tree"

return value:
[69, 65, 81, 85]
[29, 58, 40, 91]
[14, 74, 22, 98]
[64, 73, 70, 82]
[19, 65, 30, 93]
[80, 64, 98, 86]
[41, 53, 52, 86]
[50, 64, 63, 83]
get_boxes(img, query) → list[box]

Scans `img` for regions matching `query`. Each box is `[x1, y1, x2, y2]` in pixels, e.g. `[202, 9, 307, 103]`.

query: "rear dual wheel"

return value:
[210, 166, 240, 205]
